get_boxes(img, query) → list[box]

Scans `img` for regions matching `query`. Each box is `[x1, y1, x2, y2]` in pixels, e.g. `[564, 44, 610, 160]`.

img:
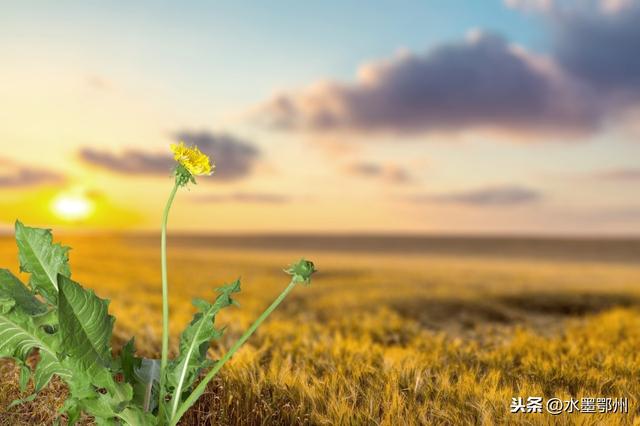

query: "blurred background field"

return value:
[1, 233, 639, 425]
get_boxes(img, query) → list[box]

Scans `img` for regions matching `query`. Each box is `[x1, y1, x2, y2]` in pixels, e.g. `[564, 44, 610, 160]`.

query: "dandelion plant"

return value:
[0, 143, 316, 425]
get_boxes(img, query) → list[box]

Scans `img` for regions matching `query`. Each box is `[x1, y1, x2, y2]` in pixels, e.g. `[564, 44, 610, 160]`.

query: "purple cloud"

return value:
[256, 1, 640, 139]
[594, 167, 640, 180]
[173, 130, 260, 181]
[79, 130, 260, 181]
[0, 160, 64, 188]
[79, 148, 172, 175]
[539, 1, 640, 98]
[256, 31, 597, 136]
[345, 162, 412, 183]
[409, 185, 541, 206]
[191, 192, 290, 204]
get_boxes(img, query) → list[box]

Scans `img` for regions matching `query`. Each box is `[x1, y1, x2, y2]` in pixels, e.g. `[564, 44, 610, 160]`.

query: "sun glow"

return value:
[52, 193, 94, 221]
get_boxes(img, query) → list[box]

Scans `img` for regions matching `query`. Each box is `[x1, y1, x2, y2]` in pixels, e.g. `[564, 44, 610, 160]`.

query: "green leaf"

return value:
[117, 406, 157, 426]
[165, 279, 240, 419]
[58, 275, 114, 376]
[119, 338, 141, 383]
[61, 358, 147, 425]
[9, 392, 37, 408]
[59, 398, 82, 425]
[18, 363, 31, 391]
[134, 358, 161, 413]
[0, 291, 71, 391]
[15, 221, 71, 304]
[118, 338, 161, 413]
[34, 350, 70, 390]
[0, 269, 47, 315]
[57, 277, 153, 424]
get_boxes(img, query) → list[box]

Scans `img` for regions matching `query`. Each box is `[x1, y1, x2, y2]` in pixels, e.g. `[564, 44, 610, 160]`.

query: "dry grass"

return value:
[1, 235, 639, 425]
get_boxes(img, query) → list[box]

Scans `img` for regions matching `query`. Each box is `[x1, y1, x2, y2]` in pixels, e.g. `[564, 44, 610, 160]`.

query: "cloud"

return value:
[506, 0, 640, 99]
[572, 205, 640, 222]
[546, 1, 640, 97]
[594, 167, 640, 180]
[79, 148, 172, 175]
[79, 131, 260, 181]
[345, 162, 412, 183]
[594, 206, 640, 221]
[0, 160, 64, 188]
[174, 130, 260, 181]
[86, 74, 113, 91]
[409, 185, 541, 206]
[256, 31, 597, 137]
[190, 192, 291, 204]
[506, 0, 634, 15]
[256, 2, 640, 139]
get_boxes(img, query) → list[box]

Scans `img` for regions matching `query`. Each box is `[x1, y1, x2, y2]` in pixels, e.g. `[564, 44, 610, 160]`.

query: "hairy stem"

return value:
[159, 182, 179, 414]
[169, 279, 298, 425]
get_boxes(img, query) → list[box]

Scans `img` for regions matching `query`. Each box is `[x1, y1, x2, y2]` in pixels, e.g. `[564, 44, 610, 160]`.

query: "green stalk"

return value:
[159, 182, 179, 414]
[169, 279, 298, 425]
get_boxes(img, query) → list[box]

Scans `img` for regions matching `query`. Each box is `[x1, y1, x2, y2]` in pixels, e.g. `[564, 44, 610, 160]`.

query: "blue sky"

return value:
[1, 1, 545, 106]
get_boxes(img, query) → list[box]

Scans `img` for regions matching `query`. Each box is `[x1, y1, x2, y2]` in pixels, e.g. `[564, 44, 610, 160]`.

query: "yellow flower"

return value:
[170, 142, 214, 176]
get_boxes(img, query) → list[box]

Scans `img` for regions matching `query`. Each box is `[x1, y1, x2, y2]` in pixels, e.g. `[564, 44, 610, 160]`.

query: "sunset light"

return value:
[1, 2, 640, 425]
[52, 193, 93, 221]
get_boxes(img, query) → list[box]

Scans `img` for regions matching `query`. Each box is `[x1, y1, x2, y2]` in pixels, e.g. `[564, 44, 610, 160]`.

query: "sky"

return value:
[0, 0, 639, 235]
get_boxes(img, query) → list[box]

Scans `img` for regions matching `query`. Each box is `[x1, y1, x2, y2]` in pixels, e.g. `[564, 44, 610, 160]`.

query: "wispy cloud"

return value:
[593, 167, 640, 180]
[345, 162, 412, 183]
[190, 192, 291, 204]
[0, 159, 64, 188]
[79, 130, 261, 181]
[409, 185, 541, 206]
[86, 74, 113, 91]
[593, 206, 640, 221]
[79, 148, 172, 175]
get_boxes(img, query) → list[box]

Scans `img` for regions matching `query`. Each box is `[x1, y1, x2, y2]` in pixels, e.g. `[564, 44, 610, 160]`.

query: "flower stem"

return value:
[159, 182, 179, 414]
[169, 279, 298, 425]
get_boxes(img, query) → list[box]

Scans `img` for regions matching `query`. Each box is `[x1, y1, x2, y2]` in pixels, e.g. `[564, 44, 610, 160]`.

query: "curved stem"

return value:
[169, 279, 298, 425]
[159, 182, 179, 414]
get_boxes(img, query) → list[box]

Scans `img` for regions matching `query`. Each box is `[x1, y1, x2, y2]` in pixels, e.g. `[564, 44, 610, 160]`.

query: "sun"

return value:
[52, 193, 94, 221]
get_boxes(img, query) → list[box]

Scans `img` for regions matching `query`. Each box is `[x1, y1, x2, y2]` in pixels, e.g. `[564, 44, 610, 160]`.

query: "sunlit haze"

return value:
[1, 1, 639, 235]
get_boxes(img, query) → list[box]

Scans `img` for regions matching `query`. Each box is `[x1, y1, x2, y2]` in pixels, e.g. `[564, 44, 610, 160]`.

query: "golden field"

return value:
[1, 234, 640, 425]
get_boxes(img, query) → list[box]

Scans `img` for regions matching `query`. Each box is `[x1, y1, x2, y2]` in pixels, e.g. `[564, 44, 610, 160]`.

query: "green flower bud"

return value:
[284, 258, 316, 286]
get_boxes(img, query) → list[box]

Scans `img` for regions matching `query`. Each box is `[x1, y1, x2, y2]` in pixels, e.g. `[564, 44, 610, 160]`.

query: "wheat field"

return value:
[1, 234, 639, 425]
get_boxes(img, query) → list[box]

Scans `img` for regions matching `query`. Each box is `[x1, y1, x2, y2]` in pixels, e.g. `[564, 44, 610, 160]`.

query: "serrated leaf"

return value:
[58, 275, 114, 376]
[166, 279, 240, 419]
[15, 221, 71, 304]
[119, 338, 141, 383]
[35, 350, 72, 390]
[0, 269, 47, 315]
[56, 277, 150, 424]
[0, 304, 68, 380]
[0, 294, 71, 391]
[61, 358, 146, 425]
